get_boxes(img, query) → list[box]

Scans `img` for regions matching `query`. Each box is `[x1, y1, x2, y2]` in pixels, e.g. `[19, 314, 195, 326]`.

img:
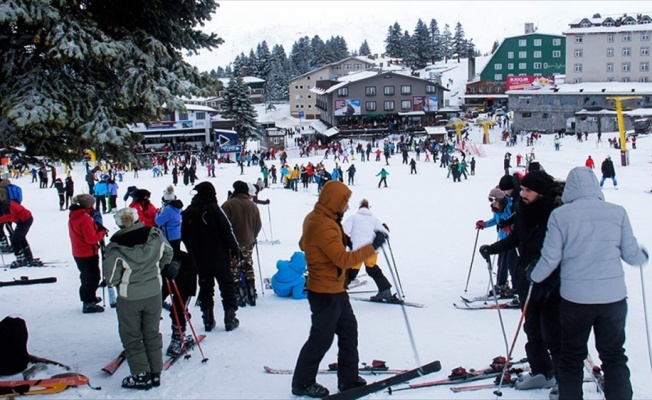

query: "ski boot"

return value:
[82, 302, 105, 313]
[202, 308, 215, 332]
[224, 308, 239, 332]
[0, 237, 12, 254]
[9, 251, 27, 269]
[370, 289, 392, 302]
[246, 281, 257, 307]
[151, 372, 161, 388]
[338, 376, 367, 392]
[121, 372, 152, 390]
[166, 326, 185, 357]
[236, 285, 247, 307]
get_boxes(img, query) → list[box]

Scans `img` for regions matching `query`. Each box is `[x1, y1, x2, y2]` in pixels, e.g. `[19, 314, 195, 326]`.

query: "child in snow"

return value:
[271, 252, 307, 300]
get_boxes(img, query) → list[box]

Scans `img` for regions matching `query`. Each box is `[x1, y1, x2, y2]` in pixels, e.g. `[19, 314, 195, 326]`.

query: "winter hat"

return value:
[114, 207, 139, 228]
[499, 175, 514, 191]
[233, 180, 249, 195]
[359, 199, 370, 209]
[521, 171, 555, 195]
[193, 181, 216, 197]
[488, 188, 505, 200]
[247, 183, 257, 197]
[133, 189, 151, 201]
[162, 185, 176, 202]
[74, 194, 95, 209]
[527, 161, 542, 172]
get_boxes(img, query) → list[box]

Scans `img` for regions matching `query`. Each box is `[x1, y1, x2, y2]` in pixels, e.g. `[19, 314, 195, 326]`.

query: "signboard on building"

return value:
[218, 145, 242, 154]
[412, 95, 438, 112]
[506, 76, 555, 91]
[334, 99, 361, 116]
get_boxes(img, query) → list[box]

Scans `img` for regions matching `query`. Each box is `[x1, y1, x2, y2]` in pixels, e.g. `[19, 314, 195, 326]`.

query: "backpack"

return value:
[0, 316, 29, 375]
[5, 184, 22, 204]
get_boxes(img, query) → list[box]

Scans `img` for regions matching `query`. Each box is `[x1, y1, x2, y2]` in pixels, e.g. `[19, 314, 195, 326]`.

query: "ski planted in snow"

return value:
[460, 292, 517, 304]
[0, 277, 57, 287]
[350, 297, 424, 308]
[584, 354, 605, 395]
[386, 356, 528, 394]
[453, 300, 520, 310]
[264, 360, 407, 375]
[324, 360, 441, 400]
[101, 351, 126, 375]
[0, 373, 98, 397]
[162, 334, 206, 370]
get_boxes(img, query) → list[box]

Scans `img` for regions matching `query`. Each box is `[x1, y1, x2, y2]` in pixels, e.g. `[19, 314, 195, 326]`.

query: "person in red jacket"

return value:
[68, 194, 107, 313]
[129, 189, 158, 227]
[0, 187, 36, 268]
[585, 155, 595, 169]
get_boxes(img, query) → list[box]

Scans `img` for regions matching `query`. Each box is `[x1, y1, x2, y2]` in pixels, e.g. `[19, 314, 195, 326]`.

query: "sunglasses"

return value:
[488, 197, 501, 202]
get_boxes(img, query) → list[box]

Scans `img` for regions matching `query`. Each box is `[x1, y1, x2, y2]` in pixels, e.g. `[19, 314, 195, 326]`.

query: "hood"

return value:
[316, 180, 351, 218]
[165, 199, 184, 209]
[289, 252, 307, 273]
[561, 166, 604, 204]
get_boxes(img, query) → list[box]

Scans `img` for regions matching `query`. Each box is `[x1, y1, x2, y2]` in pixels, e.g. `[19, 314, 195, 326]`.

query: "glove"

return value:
[345, 235, 353, 250]
[162, 260, 180, 280]
[382, 223, 390, 232]
[372, 231, 388, 250]
[524, 258, 539, 282]
[96, 223, 109, 236]
[476, 220, 486, 229]
[99, 280, 108, 288]
[479, 245, 491, 261]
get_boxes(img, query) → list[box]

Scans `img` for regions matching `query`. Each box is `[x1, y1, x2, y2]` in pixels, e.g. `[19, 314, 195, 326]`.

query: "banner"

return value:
[506, 76, 555, 91]
[334, 99, 361, 116]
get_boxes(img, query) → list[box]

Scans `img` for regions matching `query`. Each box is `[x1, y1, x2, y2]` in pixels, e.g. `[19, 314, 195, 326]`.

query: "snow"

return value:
[3, 123, 652, 399]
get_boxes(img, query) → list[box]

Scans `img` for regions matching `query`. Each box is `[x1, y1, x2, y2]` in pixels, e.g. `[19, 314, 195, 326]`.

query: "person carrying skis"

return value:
[478, 171, 563, 394]
[343, 199, 396, 302]
[103, 207, 174, 390]
[291, 180, 387, 398]
[222, 181, 262, 307]
[376, 168, 389, 188]
[529, 166, 648, 400]
[182, 181, 240, 332]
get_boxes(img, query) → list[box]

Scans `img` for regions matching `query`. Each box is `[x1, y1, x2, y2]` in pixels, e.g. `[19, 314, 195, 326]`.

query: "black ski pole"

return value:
[464, 228, 481, 292]
[254, 242, 265, 297]
[386, 238, 405, 298]
[170, 279, 208, 363]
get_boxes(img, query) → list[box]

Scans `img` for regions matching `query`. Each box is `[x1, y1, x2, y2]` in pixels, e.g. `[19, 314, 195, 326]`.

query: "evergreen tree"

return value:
[310, 35, 329, 68]
[325, 36, 349, 62]
[220, 72, 260, 147]
[384, 22, 403, 58]
[359, 40, 371, 56]
[246, 49, 259, 76]
[491, 40, 500, 54]
[442, 24, 453, 63]
[289, 36, 312, 76]
[255, 41, 272, 81]
[266, 45, 290, 102]
[411, 19, 432, 69]
[0, 0, 221, 162]
[452, 22, 467, 62]
[429, 19, 443, 63]
[401, 31, 417, 68]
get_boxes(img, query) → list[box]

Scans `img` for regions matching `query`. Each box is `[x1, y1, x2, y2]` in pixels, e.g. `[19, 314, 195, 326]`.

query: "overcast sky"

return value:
[185, 1, 651, 72]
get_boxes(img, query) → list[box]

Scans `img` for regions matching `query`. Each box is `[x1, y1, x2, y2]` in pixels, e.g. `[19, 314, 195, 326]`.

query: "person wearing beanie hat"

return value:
[103, 207, 173, 390]
[478, 170, 563, 394]
[68, 192, 108, 313]
[499, 175, 515, 192]
[222, 180, 263, 307]
[342, 199, 395, 302]
[599, 155, 617, 189]
[182, 179, 240, 333]
[128, 189, 158, 228]
[475, 186, 517, 295]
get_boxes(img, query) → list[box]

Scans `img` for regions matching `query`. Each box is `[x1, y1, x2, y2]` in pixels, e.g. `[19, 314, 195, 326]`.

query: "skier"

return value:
[599, 155, 617, 189]
[409, 158, 417, 174]
[470, 157, 476, 175]
[128, 189, 158, 227]
[291, 180, 386, 398]
[106, 177, 119, 213]
[53, 178, 65, 211]
[343, 199, 396, 302]
[346, 164, 356, 185]
[585, 155, 595, 169]
[68, 194, 107, 313]
[376, 168, 389, 188]
[103, 207, 174, 390]
[0, 187, 38, 269]
[64, 174, 74, 209]
[222, 181, 262, 307]
[182, 181, 240, 332]
[93, 175, 108, 214]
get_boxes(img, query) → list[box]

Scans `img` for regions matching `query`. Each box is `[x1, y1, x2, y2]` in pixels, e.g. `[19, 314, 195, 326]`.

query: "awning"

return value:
[424, 126, 447, 135]
[398, 111, 425, 116]
[310, 120, 329, 134]
[324, 127, 340, 137]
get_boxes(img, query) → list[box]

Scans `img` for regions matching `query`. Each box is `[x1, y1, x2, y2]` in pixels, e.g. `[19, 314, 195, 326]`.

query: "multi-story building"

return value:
[564, 13, 652, 83]
[289, 56, 377, 120]
[218, 76, 266, 104]
[465, 23, 566, 111]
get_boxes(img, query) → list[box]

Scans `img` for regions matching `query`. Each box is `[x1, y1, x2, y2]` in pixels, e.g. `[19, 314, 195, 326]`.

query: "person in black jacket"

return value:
[181, 181, 240, 332]
[64, 175, 75, 209]
[479, 171, 563, 394]
[599, 155, 617, 189]
[53, 178, 65, 211]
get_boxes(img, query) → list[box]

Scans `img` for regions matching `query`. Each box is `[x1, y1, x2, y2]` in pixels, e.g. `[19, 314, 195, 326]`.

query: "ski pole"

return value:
[464, 229, 481, 292]
[254, 241, 265, 297]
[494, 282, 533, 397]
[386, 238, 405, 298]
[170, 279, 208, 363]
[380, 245, 422, 370]
[267, 204, 276, 244]
[640, 266, 652, 374]
[164, 278, 191, 358]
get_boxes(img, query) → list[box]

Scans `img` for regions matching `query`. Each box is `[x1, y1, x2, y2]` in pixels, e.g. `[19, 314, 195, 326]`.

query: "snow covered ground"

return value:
[2, 124, 652, 399]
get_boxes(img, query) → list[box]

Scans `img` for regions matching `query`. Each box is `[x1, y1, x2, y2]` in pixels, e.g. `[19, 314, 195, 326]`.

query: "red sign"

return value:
[506, 76, 555, 91]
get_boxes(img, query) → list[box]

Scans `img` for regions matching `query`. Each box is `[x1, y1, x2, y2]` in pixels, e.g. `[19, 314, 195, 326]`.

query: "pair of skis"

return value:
[0, 373, 99, 397]
[0, 277, 57, 287]
[264, 360, 407, 376]
[453, 293, 520, 310]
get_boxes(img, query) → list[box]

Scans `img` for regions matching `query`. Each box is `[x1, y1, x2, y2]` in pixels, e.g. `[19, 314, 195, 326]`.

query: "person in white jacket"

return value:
[342, 199, 395, 302]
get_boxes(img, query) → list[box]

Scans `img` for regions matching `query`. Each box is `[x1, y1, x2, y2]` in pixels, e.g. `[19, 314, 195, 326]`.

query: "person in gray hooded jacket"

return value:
[530, 166, 648, 400]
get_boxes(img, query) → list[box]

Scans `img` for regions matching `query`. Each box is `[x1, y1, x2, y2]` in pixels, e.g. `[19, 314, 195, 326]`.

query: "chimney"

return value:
[524, 23, 535, 34]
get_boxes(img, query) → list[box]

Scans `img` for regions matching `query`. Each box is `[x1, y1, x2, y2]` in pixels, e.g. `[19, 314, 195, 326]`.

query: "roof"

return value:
[288, 56, 376, 83]
[218, 76, 265, 85]
[320, 70, 447, 95]
[506, 82, 652, 95]
[183, 104, 218, 112]
[564, 24, 652, 34]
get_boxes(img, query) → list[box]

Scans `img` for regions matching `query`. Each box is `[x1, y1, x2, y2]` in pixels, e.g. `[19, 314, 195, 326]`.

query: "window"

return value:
[494, 63, 503, 70]
[643, 32, 651, 41]
[354, 64, 361, 70]
[642, 62, 650, 72]
[400, 85, 412, 95]
[574, 64, 583, 73]
[641, 77, 650, 82]
[401, 100, 411, 110]
[508, 63, 514, 70]
[622, 77, 631, 82]
[574, 77, 583, 83]
[519, 39, 526, 46]
[580, 20, 592, 28]
[365, 86, 376, 96]
[623, 34, 631, 42]
[522, 112, 532, 118]
[553, 50, 561, 58]
[383, 86, 395, 96]
[519, 51, 527, 58]
[425, 84, 436, 94]
[365, 101, 376, 111]
[553, 38, 561, 46]
[605, 21, 615, 27]
[543, 62, 549, 69]
[541, 97, 555, 105]
[623, 47, 631, 57]
[642, 47, 650, 56]
[519, 63, 527, 69]
[178, 112, 188, 120]
[534, 51, 542, 58]
[383, 101, 395, 111]
[337, 87, 348, 97]
[607, 48, 614, 57]
[299, 85, 303, 89]
[534, 39, 542, 46]
[334, 65, 341, 70]
[195, 112, 206, 120]
[345, 64, 351, 70]
[487, 86, 493, 93]
[542, 113, 549, 119]
[575, 36, 583, 43]
[608, 77, 616, 82]
[607, 34, 614, 42]
[534, 62, 542, 69]
[507, 51, 514, 59]
[622, 62, 631, 72]
[561, 96, 577, 106]
[494, 74, 503, 81]
[607, 63, 614, 72]
[574, 49, 582, 57]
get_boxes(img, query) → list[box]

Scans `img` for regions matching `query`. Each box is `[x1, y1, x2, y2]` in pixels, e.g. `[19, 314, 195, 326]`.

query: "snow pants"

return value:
[74, 254, 101, 303]
[521, 285, 561, 379]
[117, 294, 163, 375]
